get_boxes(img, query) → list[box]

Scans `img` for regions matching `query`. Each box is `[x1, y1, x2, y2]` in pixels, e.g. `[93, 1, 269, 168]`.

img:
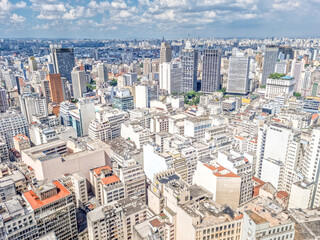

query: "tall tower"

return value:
[97, 63, 108, 86]
[0, 88, 8, 113]
[261, 46, 280, 85]
[201, 49, 221, 93]
[71, 69, 87, 99]
[160, 42, 172, 63]
[47, 73, 65, 104]
[227, 56, 250, 94]
[51, 46, 75, 83]
[181, 40, 198, 92]
[28, 57, 37, 72]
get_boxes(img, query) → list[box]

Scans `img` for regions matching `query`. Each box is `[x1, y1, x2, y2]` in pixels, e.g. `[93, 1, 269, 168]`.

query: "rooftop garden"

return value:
[269, 73, 286, 79]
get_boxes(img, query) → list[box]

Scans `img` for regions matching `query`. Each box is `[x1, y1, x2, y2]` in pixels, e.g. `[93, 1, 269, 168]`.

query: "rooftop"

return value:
[23, 181, 71, 210]
[101, 175, 120, 185]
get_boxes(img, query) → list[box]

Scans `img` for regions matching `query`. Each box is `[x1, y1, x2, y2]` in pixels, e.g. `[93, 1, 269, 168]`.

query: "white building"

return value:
[265, 76, 295, 100]
[121, 121, 150, 149]
[159, 62, 182, 94]
[227, 55, 250, 94]
[71, 69, 87, 99]
[184, 117, 212, 140]
[20, 95, 48, 124]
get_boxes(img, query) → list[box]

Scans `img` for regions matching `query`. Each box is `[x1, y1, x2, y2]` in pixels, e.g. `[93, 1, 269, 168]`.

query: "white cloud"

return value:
[10, 13, 26, 23]
[111, 0, 127, 9]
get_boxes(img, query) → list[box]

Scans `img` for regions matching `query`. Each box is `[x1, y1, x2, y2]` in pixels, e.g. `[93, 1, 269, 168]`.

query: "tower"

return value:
[181, 40, 198, 92]
[160, 42, 172, 63]
[47, 73, 65, 104]
[51, 46, 75, 83]
[227, 55, 250, 94]
[201, 49, 221, 93]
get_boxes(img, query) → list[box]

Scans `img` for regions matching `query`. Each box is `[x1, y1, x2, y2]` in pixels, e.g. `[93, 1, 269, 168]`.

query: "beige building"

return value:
[22, 139, 107, 181]
[13, 134, 31, 153]
[23, 179, 78, 239]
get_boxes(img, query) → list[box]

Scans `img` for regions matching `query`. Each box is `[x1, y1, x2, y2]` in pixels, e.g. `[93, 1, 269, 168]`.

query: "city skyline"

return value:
[1, 0, 320, 39]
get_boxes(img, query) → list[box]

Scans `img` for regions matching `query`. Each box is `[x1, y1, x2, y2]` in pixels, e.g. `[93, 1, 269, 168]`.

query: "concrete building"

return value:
[159, 62, 182, 94]
[121, 121, 151, 149]
[227, 56, 250, 94]
[265, 76, 295, 100]
[135, 83, 159, 108]
[87, 197, 152, 240]
[181, 40, 198, 92]
[97, 63, 108, 86]
[160, 42, 172, 63]
[28, 56, 37, 72]
[59, 101, 77, 126]
[23, 179, 78, 239]
[0, 88, 8, 113]
[241, 198, 295, 240]
[89, 108, 127, 141]
[113, 88, 134, 111]
[184, 117, 212, 140]
[13, 134, 31, 153]
[193, 161, 241, 209]
[21, 139, 107, 181]
[20, 94, 48, 123]
[0, 110, 29, 149]
[71, 69, 87, 99]
[201, 49, 221, 93]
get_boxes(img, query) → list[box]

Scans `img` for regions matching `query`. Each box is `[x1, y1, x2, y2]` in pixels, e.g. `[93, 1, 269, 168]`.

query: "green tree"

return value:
[293, 92, 301, 97]
[110, 79, 117, 86]
[260, 85, 266, 89]
[269, 73, 286, 79]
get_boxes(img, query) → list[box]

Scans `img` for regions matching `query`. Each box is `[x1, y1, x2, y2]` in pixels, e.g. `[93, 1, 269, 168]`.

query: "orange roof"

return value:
[277, 191, 289, 199]
[101, 175, 120, 185]
[235, 136, 245, 140]
[272, 118, 281, 122]
[252, 177, 265, 185]
[261, 113, 267, 116]
[23, 181, 71, 210]
[312, 113, 319, 120]
[234, 214, 243, 220]
[93, 166, 112, 176]
[150, 219, 162, 228]
[13, 134, 29, 142]
[204, 164, 239, 178]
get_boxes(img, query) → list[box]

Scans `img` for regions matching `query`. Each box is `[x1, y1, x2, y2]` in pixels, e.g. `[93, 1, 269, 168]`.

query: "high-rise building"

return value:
[201, 49, 221, 93]
[71, 69, 87, 99]
[160, 42, 172, 63]
[113, 88, 134, 111]
[227, 56, 250, 94]
[135, 83, 159, 108]
[19, 94, 48, 123]
[181, 41, 198, 92]
[0, 110, 29, 149]
[143, 58, 152, 75]
[40, 79, 52, 104]
[291, 59, 305, 93]
[51, 46, 75, 83]
[47, 73, 65, 104]
[23, 179, 78, 239]
[159, 62, 182, 94]
[97, 63, 108, 86]
[261, 45, 294, 85]
[0, 88, 8, 113]
[3, 71, 16, 90]
[28, 56, 37, 72]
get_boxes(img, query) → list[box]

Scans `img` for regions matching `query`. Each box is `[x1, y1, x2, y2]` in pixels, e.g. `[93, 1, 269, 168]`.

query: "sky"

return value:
[0, 0, 320, 39]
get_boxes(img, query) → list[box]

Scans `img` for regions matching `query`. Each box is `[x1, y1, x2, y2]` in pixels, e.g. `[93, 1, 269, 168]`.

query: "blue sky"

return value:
[1, 0, 319, 39]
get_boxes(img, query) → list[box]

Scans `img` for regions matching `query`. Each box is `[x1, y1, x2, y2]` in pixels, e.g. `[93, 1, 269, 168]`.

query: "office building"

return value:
[113, 88, 134, 111]
[0, 110, 29, 149]
[261, 46, 294, 85]
[19, 94, 48, 124]
[47, 74, 65, 104]
[227, 56, 250, 94]
[28, 56, 37, 72]
[51, 46, 75, 83]
[89, 108, 127, 141]
[181, 41, 198, 92]
[71, 69, 87, 99]
[13, 134, 31, 153]
[97, 63, 108, 86]
[23, 179, 78, 239]
[0, 88, 8, 113]
[135, 83, 159, 108]
[201, 49, 221, 93]
[291, 59, 305, 93]
[160, 42, 172, 63]
[265, 76, 295, 100]
[59, 101, 77, 126]
[40, 80, 52, 104]
[87, 197, 151, 240]
[159, 62, 182, 94]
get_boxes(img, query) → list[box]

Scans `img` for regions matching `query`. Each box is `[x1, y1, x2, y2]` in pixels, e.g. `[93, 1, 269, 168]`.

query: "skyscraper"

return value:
[47, 73, 65, 104]
[201, 49, 221, 93]
[159, 62, 182, 94]
[97, 63, 108, 86]
[71, 69, 87, 99]
[28, 56, 37, 72]
[261, 45, 294, 85]
[0, 88, 8, 113]
[160, 42, 172, 63]
[51, 46, 75, 83]
[227, 56, 250, 94]
[19, 94, 48, 123]
[181, 41, 198, 92]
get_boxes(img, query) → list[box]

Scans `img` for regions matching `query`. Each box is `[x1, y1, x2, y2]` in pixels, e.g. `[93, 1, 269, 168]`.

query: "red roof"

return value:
[93, 166, 112, 176]
[204, 164, 239, 178]
[234, 214, 243, 220]
[277, 191, 289, 199]
[23, 181, 71, 210]
[101, 175, 120, 185]
[235, 136, 245, 140]
[312, 113, 319, 120]
[252, 177, 265, 185]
